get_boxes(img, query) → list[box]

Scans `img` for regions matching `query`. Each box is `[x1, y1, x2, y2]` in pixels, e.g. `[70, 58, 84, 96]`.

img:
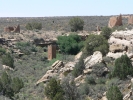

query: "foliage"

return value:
[101, 26, 112, 39]
[91, 63, 107, 77]
[61, 76, 80, 100]
[69, 17, 84, 32]
[0, 46, 6, 56]
[106, 85, 123, 100]
[84, 34, 109, 56]
[72, 55, 85, 77]
[15, 42, 37, 55]
[111, 55, 133, 79]
[0, 72, 24, 99]
[25, 22, 42, 30]
[57, 34, 83, 55]
[2, 53, 14, 69]
[44, 78, 64, 100]
[85, 75, 96, 85]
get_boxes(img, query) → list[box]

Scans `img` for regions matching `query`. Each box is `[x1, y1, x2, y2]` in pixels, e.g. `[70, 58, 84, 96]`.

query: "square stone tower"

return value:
[48, 44, 56, 60]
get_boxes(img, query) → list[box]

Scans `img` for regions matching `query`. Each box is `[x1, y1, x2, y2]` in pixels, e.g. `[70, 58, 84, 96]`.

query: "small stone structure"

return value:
[128, 15, 133, 25]
[48, 44, 56, 60]
[4, 24, 20, 33]
[108, 14, 122, 28]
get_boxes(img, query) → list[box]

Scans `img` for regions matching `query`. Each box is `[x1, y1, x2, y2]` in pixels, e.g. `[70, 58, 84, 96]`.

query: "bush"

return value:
[2, 53, 14, 69]
[106, 85, 123, 100]
[0, 46, 6, 56]
[0, 72, 24, 99]
[57, 34, 83, 55]
[69, 17, 84, 32]
[25, 22, 42, 30]
[84, 34, 109, 56]
[85, 75, 96, 85]
[101, 26, 112, 39]
[44, 78, 64, 100]
[111, 55, 133, 79]
[72, 55, 85, 77]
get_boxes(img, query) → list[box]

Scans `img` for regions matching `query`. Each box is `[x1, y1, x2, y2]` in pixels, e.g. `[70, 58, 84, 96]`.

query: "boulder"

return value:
[2, 65, 14, 71]
[84, 51, 103, 69]
[75, 51, 82, 61]
[108, 14, 122, 28]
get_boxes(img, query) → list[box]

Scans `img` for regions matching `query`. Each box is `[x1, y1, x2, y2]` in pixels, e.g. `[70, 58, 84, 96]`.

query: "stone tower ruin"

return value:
[48, 44, 56, 60]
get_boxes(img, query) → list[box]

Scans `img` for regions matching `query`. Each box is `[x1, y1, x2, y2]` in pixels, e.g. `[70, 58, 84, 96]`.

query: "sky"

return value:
[0, 0, 133, 17]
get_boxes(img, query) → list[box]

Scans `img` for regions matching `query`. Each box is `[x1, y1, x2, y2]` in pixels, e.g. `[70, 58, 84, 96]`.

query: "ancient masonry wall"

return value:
[48, 44, 56, 60]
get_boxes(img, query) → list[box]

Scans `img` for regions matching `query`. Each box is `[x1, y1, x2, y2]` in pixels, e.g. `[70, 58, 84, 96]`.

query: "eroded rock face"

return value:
[4, 25, 20, 33]
[128, 15, 133, 25]
[84, 51, 103, 69]
[108, 14, 122, 28]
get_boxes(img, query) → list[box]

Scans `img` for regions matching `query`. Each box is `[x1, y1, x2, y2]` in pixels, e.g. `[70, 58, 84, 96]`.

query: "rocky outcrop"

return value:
[107, 30, 133, 59]
[4, 25, 20, 33]
[84, 51, 103, 69]
[3, 65, 14, 71]
[108, 14, 122, 28]
[128, 15, 133, 25]
[36, 60, 76, 85]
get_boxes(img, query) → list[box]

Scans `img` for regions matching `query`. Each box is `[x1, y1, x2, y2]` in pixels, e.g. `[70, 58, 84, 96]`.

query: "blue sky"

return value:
[0, 0, 133, 17]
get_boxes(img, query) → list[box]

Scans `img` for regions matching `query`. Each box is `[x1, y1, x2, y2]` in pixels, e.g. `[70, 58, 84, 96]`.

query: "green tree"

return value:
[69, 17, 84, 32]
[112, 55, 133, 79]
[57, 34, 83, 55]
[106, 85, 123, 100]
[0, 72, 24, 99]
[44, 78, 64, 100]
[25, 23, 32, 30]
[101, 26, 112, 39]
[72, 55, 85, 77]
[25, 22, 42, 30]
[2, 53, 14, 69]
[84, 34, 109, 56]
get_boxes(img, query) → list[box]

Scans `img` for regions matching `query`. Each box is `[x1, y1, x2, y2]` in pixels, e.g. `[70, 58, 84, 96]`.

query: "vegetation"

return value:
[84, 34, 109, 56]
[111, 55, 133, 79]
[101, 26, 112, 39]
[72, 55, 85, 77]
[69, 17, 84, 32]
[57, 34, 83, 55]
[25, 22, 42, 30]
[106, 85, 123, 100]
[0, 71, 24, 99]
[2, 53, 14, 69]
[44, 78, 64, 100]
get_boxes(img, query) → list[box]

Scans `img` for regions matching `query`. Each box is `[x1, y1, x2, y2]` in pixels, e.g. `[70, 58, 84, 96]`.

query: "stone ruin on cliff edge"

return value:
[108, 14, 123, 28]
[4, 24, 20, 33]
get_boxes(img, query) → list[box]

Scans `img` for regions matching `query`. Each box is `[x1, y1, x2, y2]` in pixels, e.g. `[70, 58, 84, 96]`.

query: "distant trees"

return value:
[69, 17, 84, 32]
[25, 22, 42, 30]
[57, 34, 83, 55]
[84, 34, 109, 56]
[106, 85, 123, 100]
[111, 55, 133, 79]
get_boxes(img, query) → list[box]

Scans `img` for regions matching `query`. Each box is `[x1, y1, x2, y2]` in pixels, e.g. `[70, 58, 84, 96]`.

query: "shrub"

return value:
[101, 26, 112, 39]
[85, 75, 96, 85]
[2, 53, 14, 69]
[25, 22, 42, 30]
[106, 85, 123, 100]
[0, 46, 6, 56]
[57, 34, 83, 55]
[111, 55, 133, 79]
[44, 78, 64, 100]
[69, 17, 84, 32]
[0, 72, 24, 99]
[84, 34, 109, 56]
[72, 55, 85, 77]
